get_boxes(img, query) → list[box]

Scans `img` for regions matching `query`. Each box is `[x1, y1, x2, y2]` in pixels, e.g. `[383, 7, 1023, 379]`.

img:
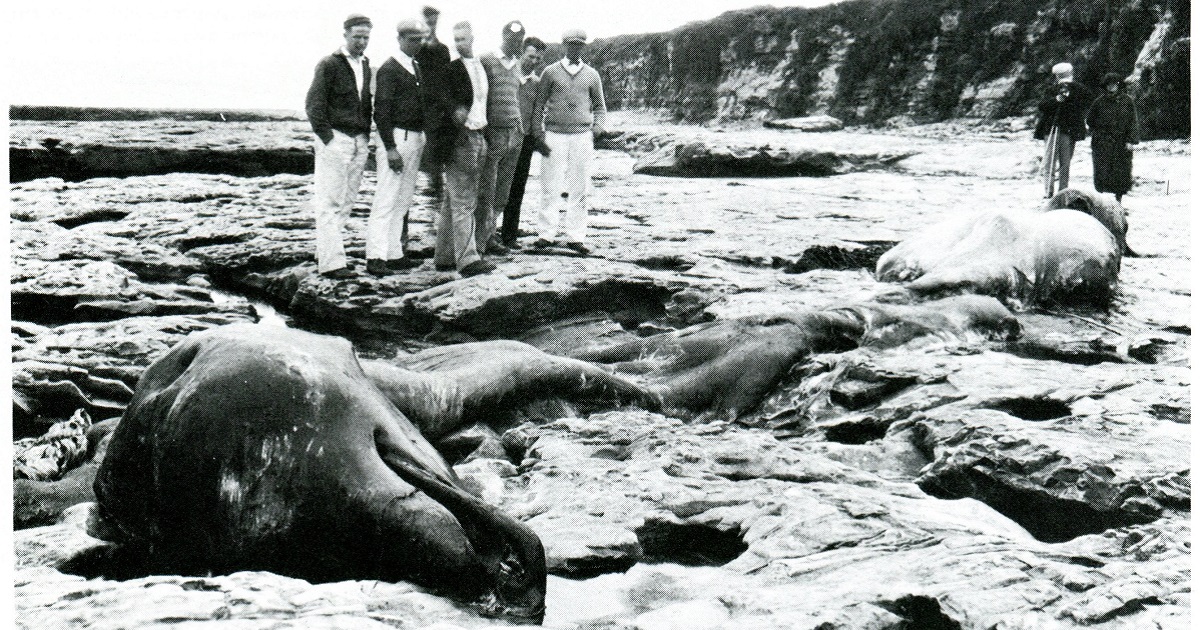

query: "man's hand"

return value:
[532, 130, 550, 156]
[452, 106, 469, 127]
[387, 148, 404, 172]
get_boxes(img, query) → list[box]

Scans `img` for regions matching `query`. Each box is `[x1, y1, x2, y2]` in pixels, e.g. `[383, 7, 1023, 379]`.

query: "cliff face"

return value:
[590, 0, 1190, 138]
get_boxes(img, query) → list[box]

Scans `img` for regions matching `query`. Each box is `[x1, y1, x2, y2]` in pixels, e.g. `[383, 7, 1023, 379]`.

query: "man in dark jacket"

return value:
[305, 14, 373, 279]
[430, 22, 494, 277]
[1034, 62, 1091, 198]
[1087, 73, 1139, 202]
[417, 6, 452, 198]
[367, 19, 431, 276]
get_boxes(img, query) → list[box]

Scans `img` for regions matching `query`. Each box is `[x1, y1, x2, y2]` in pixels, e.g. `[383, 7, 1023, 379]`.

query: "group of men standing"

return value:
[305, 8, 607, 279]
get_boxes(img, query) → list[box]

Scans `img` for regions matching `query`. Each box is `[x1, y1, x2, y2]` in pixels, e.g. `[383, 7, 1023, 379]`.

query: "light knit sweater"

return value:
[533, 61, 606, 135]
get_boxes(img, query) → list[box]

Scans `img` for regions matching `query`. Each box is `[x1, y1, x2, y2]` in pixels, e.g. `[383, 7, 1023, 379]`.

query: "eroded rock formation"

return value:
[589, 0, 1190, 138]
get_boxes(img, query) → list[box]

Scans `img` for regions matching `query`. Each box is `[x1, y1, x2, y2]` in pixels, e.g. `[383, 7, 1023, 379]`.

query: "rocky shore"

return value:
[11, 113, 1191, 629]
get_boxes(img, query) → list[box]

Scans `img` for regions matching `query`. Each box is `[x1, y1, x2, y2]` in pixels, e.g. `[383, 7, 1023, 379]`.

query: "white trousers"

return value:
[368, 129, 426, 261]
[538, 131, 593, 243]
[312, 130, 369, 272]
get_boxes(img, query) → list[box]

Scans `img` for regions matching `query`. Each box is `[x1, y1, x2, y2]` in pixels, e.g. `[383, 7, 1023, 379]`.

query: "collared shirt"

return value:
[561, 57, 584, 76]
[520, 71, 538, 84]
[462, 56, 489, 130]
[500, 53, 519, 71]
[393, 49, 417, 76]
[340, 46, 367, 95]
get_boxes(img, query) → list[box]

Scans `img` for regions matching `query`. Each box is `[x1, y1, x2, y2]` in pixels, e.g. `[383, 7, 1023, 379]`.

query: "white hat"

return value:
[1052, 62, 1074, 82]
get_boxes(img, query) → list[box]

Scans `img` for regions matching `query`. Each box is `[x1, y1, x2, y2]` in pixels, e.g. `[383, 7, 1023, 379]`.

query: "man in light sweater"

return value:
[305, 14, 374, 278]
[476, 20, 529, 256]
[367, 19, 430, 275]
[531, 28, 606, 255]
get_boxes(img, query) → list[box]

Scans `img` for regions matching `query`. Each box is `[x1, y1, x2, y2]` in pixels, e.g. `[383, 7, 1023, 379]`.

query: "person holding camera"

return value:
[1033, 62, 1091, 198]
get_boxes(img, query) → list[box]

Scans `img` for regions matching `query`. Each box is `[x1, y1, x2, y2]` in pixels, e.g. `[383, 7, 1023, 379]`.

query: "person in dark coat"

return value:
[417, 6, 453, 194]
[1086, 73, 1139, 202]
[1034, 62, 1091, 197]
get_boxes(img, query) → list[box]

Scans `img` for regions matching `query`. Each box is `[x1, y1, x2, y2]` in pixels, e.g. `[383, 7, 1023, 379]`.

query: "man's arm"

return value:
[589, 69, 607, 136]
[531, 67, 551, 139]
[305, 57, 334, 145]
[374, 62, 399, 151]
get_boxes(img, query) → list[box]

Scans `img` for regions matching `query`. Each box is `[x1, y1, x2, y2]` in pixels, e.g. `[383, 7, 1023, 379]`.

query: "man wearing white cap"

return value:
[367, 19, 430, 275]
[1033, 62, 1091, 197]
[531, 28, 607, 255]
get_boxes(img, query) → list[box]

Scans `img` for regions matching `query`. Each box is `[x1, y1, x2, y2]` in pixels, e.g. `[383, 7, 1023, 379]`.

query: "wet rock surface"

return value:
[10, 120, 314, 182]
[10, 114, 1191, 629]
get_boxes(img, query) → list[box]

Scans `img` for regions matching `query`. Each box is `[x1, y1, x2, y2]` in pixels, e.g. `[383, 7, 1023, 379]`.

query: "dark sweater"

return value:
[1034, 81, 1091, 142]
[305, 51, 372, 143]
[426, 58, 475, 166]
[415, 40, 452, 117]
[1086, 92, 1140, 145]
[373, 57, 425, 150]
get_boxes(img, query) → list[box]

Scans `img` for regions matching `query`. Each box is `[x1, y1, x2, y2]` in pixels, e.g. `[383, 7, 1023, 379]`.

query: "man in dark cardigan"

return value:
[305, 14, 373, 279]
[1034, 62, 1091, 198]
[367, 19, 431, 276]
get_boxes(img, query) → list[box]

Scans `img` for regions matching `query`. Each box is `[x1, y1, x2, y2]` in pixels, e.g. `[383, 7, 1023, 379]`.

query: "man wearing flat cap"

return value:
[531, 28, 606, 255]
[367, 19, 430, 275]
[305, 14, 373, 279]
[1034, 62, 1091, 197]
[475, 19, 530, 256]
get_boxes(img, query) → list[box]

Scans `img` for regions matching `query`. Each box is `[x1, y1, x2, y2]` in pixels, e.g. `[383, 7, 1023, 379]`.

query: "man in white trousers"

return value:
[305, 14, 374, 278]
[367, 19, 430, 275]
[531, 28, 606, 255]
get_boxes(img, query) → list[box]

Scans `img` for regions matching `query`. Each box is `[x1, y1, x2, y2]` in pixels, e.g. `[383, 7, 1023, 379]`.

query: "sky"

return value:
[7, 1, 835, 112]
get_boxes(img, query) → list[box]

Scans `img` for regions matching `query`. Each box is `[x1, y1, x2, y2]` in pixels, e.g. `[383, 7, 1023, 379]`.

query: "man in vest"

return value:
[367, 19, 430, 275]
[501, 36, 549, 249]
[305, 14, 373, 279]
[475, 20, 528, 256]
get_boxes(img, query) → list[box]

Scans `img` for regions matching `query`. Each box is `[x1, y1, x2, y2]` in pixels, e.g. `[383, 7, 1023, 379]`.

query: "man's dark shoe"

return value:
[366, 259, 394, 276]
[485, 239, 511, 255]
[387, 258, 423, 271]
[434, 263, 456, 272]
[320, 267, 356, 279]
[565, 242, 591, 255]
[459, 260, 496, 277]
[502, 239, 521, 250]
[532, 238, 555, 249]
